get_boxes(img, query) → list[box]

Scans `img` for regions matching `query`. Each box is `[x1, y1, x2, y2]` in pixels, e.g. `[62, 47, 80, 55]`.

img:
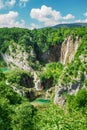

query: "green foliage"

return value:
[0, 26, 87, 130]
[0, 26, 87, 67]
[67, 89, 87, 111]
[0, 71, 6, 81]
[0, 98, 13, 130]
[35, 103, 87, 130]
[0, 87, 36, 130]
[84, 79, 87, 86]
[0, 75, 35, 130]
[40, 62, 63, 86]
[7, 69, 34, 88]
[59, 28, 87, 85]
[74, 89, 87, 108]
[12, 103, 36, 130]
[0, 82, 22, 105]
[0, 55, 6, 67]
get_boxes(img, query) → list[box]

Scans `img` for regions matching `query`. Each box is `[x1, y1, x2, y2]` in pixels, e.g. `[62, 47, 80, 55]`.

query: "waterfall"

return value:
[33, 72, 42, 90]
[63, 37, 70, 64]
[75, 37, 79, 52]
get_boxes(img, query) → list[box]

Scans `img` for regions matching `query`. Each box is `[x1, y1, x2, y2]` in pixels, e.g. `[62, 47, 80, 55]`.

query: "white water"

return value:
[63, 37, 70, 64]
[33, 72, 42, 90]
[75, 37, 79, 52]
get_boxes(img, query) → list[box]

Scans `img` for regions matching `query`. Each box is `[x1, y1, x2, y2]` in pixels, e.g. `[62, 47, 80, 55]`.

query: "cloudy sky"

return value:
[0, 0, 87, 29]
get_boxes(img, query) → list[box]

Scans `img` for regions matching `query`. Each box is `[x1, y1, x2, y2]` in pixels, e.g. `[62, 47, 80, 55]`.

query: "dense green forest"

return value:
[0, 26, 87, 130]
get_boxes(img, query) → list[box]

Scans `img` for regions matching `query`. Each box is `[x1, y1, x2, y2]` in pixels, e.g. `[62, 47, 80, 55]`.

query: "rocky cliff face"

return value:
[54, 43, 87, 106]
[42, 36, 80, 65]
[2, 43, 33, 73]
[1, 35, 84, 104]
[60, 36, 80, 64]
[41, 44, 61, 63]
[2, 35, 77, 68]
[54, 71, 83, 106]
[2, 43, 42, 90]
[54, 72, 87, 106]
[1, 36, 81, 92]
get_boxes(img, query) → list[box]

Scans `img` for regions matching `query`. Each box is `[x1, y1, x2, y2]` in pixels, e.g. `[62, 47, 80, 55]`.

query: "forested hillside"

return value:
[0, 26, 87, 130]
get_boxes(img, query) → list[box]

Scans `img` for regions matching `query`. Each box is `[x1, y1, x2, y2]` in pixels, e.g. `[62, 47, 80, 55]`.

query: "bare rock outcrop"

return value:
[54, 79, 82, 106]
[2, 43, 42, 90]
[54, 52, 87, 106]
[42, 36, 80, 65]
[60, 36, 80, 64]
[41, 44, 61, 63]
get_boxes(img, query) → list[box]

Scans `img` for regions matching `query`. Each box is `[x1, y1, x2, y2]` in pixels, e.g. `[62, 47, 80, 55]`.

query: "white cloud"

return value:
[19, 0, 28, 7]
[75, 19, 87, 23]
[63, 14, 75, 20]
[0, 11, 25, 28]
[75, 12, 87, 23]
[83, 12, 87, 17]
[30, 5, 61, 26]
[0, 0, 16, 9]
[30, 5, 75, 26]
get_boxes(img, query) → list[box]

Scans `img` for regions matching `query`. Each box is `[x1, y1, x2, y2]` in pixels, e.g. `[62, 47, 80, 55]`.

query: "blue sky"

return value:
[0, 0, 87, 29]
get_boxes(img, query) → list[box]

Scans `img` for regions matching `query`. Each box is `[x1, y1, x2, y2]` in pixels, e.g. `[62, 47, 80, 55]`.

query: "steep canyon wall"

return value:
[42, 36, 80, 65]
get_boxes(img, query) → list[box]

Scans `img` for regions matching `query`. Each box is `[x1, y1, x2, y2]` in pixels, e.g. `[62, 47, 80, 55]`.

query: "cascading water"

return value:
[60, 36, 80, 65]
[63, 37, 70, 64]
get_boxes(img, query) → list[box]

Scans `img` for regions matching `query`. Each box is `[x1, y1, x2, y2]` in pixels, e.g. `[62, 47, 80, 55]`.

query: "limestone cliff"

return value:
[54, 43, 87, 106]
[60, 36, 80, 64]
[2, 43, 42, 90]
[2, 36, 81, 93]
[42, 36, 80, 65]
[1, 35, 84, 104]
[41, 44, 61, 63]
[54, 70, 83, 106]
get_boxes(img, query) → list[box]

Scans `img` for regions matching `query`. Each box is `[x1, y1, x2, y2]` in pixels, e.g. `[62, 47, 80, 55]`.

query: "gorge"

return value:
[0, 26, 87, 130]
[0, 27, 86, 102]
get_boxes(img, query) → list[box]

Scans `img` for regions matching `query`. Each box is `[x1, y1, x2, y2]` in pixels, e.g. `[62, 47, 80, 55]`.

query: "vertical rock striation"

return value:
[42, 36, 80, 65]
[60, 36, 80, 64]
[2, 43, 42, 90]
